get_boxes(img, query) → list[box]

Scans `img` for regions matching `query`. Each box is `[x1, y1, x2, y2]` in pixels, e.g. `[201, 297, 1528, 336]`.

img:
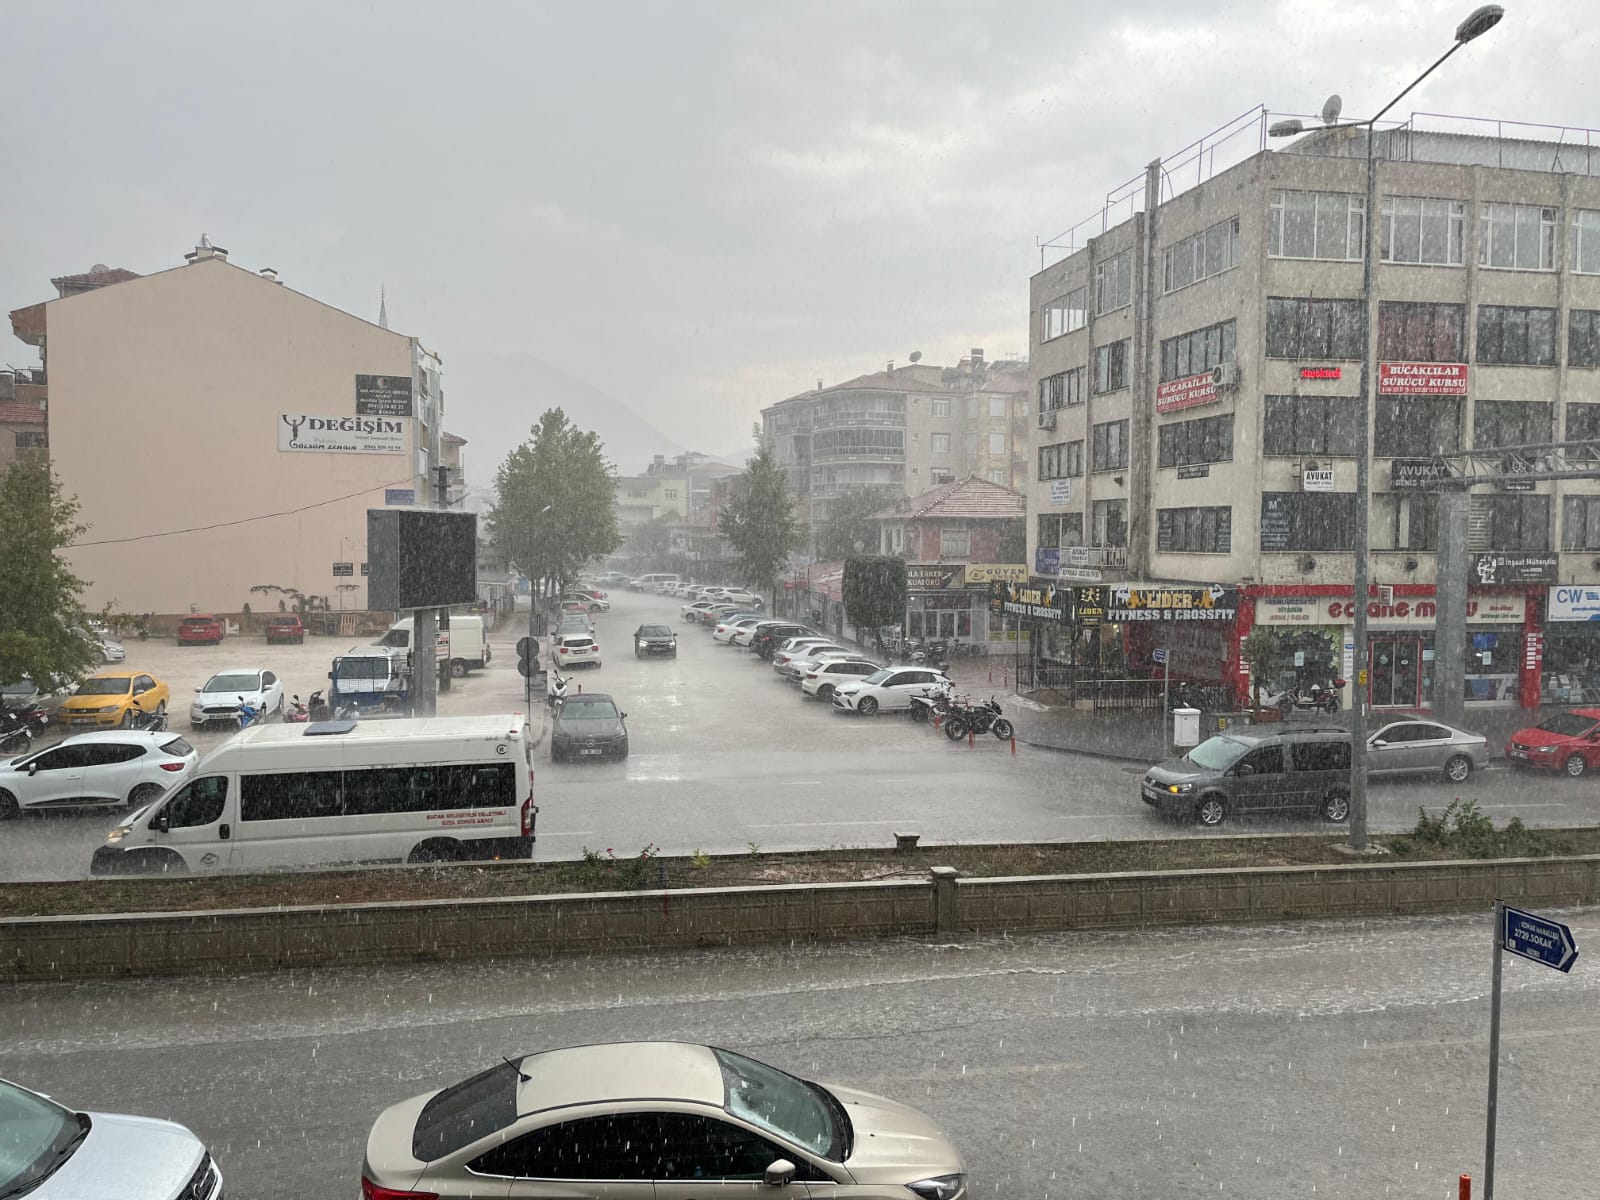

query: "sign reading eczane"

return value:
[279, 414, 406, 454]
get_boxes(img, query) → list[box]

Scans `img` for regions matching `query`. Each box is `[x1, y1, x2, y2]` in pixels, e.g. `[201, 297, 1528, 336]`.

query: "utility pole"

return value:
[435, 462, 452, 696]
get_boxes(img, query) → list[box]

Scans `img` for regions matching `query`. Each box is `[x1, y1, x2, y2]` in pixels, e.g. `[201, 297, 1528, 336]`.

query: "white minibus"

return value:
[90, 714, 536, 875]
[637, 572, 680, 593]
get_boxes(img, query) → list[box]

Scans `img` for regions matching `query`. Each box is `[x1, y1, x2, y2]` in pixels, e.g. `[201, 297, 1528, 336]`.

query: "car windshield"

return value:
[75, 677, 131, 696]
[861, 669, 895, 685]
[638, 626, 671, 636]
[411, 1059, 521, 1162]
[559, 697, 618, 719]
[1184, 736, 1251, 770]
[202, 673, 261, 692]
[0, 1080, 85, 1194]
[1536, 714, 1598, 737]
[714, 1047, 843, 1161]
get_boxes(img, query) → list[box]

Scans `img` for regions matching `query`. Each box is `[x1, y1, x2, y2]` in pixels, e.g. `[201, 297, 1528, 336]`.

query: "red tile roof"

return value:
[872, 476, 1025, 521]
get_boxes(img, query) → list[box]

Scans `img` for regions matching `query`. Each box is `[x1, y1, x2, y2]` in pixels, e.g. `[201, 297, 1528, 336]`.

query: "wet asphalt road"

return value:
[6, 907, 1599, 1197]
[2, 589, 1594, 880]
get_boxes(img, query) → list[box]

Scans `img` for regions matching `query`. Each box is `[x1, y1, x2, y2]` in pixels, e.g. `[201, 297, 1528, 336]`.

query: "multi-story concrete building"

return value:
[0, 367, 47, 468]
[1024, 113, 1600, 714]
[7, 240, 448, 615]
[762, 351, 1028, 534]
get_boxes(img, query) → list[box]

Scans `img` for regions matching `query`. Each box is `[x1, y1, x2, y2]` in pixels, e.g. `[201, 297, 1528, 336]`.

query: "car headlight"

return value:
[638, 640, 648, 648]
[907, 1175, 966, 1200]
[1534, 745, 1557, 754]
[97, 705, 121, 714]
[1166, 783, 1194, 794]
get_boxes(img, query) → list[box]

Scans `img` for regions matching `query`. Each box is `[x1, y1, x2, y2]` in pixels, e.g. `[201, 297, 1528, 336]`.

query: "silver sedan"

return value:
[1367, 719, 1490, 782]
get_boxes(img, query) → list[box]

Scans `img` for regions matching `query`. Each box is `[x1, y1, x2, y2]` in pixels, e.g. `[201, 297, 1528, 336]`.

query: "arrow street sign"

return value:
[1501, 903, 1579, 972]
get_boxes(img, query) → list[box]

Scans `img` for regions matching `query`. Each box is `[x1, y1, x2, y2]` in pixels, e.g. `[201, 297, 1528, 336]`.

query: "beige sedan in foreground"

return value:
[362, 1041, 967, 1199]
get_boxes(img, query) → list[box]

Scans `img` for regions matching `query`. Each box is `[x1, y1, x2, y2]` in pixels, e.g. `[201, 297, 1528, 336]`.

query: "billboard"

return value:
[355, 374, 414, 416]
[1377, 362, 1468, 395]
[280, 414, 405, 454]
[366, 510, 478, 611]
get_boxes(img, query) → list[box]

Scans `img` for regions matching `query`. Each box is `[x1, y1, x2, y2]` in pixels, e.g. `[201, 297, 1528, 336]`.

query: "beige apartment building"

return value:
[1022, 115, 1600, 712]
[8, 241, 447, 615]
[762, 350, 1028, 534]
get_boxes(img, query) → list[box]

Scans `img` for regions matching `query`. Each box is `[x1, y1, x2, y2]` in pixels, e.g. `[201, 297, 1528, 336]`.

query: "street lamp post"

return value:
[1271, 5, 1502, 852]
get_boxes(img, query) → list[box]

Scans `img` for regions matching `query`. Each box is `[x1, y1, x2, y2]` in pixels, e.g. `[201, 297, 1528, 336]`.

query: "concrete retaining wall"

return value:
[5, 857, 1599, 982]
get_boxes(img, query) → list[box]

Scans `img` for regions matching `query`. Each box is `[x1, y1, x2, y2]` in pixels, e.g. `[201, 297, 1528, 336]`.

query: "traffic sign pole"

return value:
[1484, 900, 1504, 1200]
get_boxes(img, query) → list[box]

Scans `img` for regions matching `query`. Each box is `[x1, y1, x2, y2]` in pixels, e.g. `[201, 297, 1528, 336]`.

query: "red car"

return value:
[264, 614, 305, 644]
[176, 613, 226, 646]
[1506, 708, 1600, 777]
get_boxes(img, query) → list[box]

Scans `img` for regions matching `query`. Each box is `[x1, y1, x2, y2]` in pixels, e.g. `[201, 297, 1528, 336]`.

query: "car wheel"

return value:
[1323, 697, 1341, 713]
[156, 700, 167, 716]
[817, 683, 835, 701]
[128, 783, 164, 810]
[1194, 793, 1228, 827]
[1565, 753, 1588, 778]
[1444, 754, 1473, 784]
[857, 696, 879, 716]
[0, 790, 18, 820]
[450, 659, 469, 679]
[1320, 787, 1351, 823]
[408, 839, 460, 864]
[120, 709, 135, 728]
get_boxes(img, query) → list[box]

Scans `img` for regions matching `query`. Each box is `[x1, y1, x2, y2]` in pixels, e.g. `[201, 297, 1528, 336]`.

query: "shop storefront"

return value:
[1543, 586, 1600, 704]
[1246, 586, 1538, 711]
[905, 564, 1025, 653]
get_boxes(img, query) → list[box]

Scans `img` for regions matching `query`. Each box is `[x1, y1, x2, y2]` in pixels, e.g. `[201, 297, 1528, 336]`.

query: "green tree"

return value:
[0, 457, 99, 688]
[842, 556, 907, 650]
[816, 487, 894, 561]
[490, 409, 622, 604]
[995, 517, 1027, 565]
[1240, 627, 1285, 710]
[718, 443, 800, 605]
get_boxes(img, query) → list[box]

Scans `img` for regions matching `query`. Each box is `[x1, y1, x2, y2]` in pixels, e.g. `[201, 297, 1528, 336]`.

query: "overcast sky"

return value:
[1, 1, 1588, 472]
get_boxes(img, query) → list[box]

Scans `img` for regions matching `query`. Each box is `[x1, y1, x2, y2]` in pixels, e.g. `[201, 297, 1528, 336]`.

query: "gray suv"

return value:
[1141, 727, 1352, 827]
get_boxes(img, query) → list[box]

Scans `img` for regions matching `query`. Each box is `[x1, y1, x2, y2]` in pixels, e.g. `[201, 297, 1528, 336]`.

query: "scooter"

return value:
[1265, 679, 1346, 715]
[284, 695, 310, 723]
[547, 669, 570, 709]
[0, 709, 33, 754]
[236, 696, 263, 728]
[306, 690, 332, 722]
[127, 706, 168, 733]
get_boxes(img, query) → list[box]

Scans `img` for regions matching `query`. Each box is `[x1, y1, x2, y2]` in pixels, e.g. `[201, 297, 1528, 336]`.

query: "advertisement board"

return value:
[963, 564, 1027, 587]
[1259, 595, 1527, 626]
[1155, 372, 1220, 414]
[1105, 585, 1237, 622]
[280, 414, 406, 454]
[1048, 478, 1073, 506]
[1548, 586, 1600, 622]
[1391, 457, 1452, 490]
[1472, 553, 1558, 585]
[1377, 362, 1468, 395]
[989, 579, 1069, 621]
[355, 374, 414, 417]
[906, 564, 964, 591]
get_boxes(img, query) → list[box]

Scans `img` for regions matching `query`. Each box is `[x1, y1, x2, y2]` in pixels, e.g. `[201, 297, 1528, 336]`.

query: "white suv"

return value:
[0, 730, 198, 818]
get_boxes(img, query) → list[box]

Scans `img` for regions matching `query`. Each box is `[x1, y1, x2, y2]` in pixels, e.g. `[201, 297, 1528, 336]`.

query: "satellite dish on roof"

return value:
[1321, 94, 1343, 126]
[909, 351, 923, 363]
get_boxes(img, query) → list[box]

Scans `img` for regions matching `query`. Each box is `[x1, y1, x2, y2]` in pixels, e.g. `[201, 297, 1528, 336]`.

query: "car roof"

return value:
[203, 667, 268, 677]
[560, 632, 594, 641]
[59, 730, 179, 746]
[515, 1043, 724, 1113]
[83, 670, 140, 680]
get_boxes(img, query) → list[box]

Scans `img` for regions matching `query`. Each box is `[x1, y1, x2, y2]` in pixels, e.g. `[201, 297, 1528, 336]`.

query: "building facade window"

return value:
[1268, 190, 1365, 261]
[1473, 400, 1554, 449]
[1480, 202, 1557, 271]
[987, 468, 1006, 485]
[939, 527, 970, 557]
[1375, 397, 1462, 457]
[1371, 492, 1440, 551]
[1157, 506, 1232, 553]
[1159, 319, 1237, 382]
[1262, 395, 1359, 456]
[1265, 296, 1364, 359]
[14, 431, 46, 450]
[1569, 311, 1600, 368]
[1260, 492, 1357, 551]
[1038, 440, 1084, 480]
[1563, 496, 1600, 551]
[1093, 341, 1130, 393]
[1471, 495, 1551, 551]
[930, 433, 951, 453]
[1039, 367, 1086, 410]
[988, 431, 1007, 455]
[1037, 512, 1084, 548]
[1377, 301, 1465, 362]
[931, 470, 956, 485]
[1091, 420, 1129, 471]
[1163, 217, 1240, 293]
[1574, 211, 1600, 274]
[989, 396, 1008, 419]
[1568, 402, 1600, 452]
[1092, 499, 1128, 547]
[1380, 196, 1466, 265]
[1157, 413, 1234, 467]
[1042, 286, 1089, 340]
[1476, 305, 1558, 365]
[812, 428, 905, 459]
[1094, 252, 1133, 314]
[930, 397, 952, 418]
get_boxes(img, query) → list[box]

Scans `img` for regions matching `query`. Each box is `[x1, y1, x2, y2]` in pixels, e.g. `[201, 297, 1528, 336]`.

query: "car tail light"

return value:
[558, 646, 568, 654]
[591, 645, 598, 653]
[521, 793, 535, 837]
[159, 761, 186, 772]
[362, 1179, 438, 1200]
[805, 673, 818, 680]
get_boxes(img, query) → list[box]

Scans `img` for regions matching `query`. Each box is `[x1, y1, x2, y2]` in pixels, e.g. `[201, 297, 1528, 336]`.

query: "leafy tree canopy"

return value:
[817, 487, 895, 561]
[718, 443, 800, 603]
[490, 408, 621, 599]
[843, 556, 907, 634]
[0, 457, 99, 688]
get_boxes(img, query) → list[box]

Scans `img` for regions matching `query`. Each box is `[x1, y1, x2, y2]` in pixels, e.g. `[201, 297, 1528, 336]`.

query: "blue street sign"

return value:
[1152, 647, 1168, 664]
[385, 488, 415, 506]
[1501, 903, 1579, 972]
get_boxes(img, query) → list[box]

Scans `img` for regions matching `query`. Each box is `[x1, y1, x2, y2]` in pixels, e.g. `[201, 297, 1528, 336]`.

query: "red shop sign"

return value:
[1378, 361, 1468, 395]
[1156, 372, 1220, 414]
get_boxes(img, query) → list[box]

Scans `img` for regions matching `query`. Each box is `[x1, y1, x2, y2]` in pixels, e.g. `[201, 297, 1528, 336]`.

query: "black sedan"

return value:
[551, 693, 629, 762]
[634, 624, 677, 657]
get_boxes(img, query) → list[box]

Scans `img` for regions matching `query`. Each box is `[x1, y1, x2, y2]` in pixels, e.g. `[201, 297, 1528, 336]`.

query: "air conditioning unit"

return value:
[1210, 361, 1239, 389]
[1038, 410, 1058, 430]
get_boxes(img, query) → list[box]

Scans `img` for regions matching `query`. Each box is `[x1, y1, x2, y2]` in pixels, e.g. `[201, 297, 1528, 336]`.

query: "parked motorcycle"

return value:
[236, 696, 263, 728]
[1263, 679, 1345, 715]
[547, 669, 569, 709]
[10, 703, 49, 737]
[285, 695, 310, 724]
[127, 705, 167, 733]
[943, 696, 1014, 742]
[0, 708, 33, 754]
[307, 690, 332, 722]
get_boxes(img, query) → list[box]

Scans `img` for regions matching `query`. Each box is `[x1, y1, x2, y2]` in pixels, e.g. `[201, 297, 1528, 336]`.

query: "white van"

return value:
[89, 714, 537, 875]
[637, 572, 680, 593]
[376, 613, 490, 678]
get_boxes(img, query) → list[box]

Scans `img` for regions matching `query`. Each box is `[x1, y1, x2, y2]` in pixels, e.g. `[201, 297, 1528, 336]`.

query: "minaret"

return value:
[378, 285, 389, 330]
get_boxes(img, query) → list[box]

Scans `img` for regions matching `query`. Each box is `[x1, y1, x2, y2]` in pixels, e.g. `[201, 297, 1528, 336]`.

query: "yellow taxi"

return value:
[58, 671, 171, 729]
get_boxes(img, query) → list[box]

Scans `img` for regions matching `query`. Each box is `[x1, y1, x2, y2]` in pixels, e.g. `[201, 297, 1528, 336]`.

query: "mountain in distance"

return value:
[445, 350, 686, 482]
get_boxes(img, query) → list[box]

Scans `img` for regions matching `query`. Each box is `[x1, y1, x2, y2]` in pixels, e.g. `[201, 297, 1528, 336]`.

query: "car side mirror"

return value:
[620, 712, 628, 719]
[27, 762, 39, 776]
[763, 1159, 797, 1188]
[1371, 738, 1387, 747]
[155, 812, 170, 833]
[194, 687, 202, 694]
[1236, 764, 1254, 776]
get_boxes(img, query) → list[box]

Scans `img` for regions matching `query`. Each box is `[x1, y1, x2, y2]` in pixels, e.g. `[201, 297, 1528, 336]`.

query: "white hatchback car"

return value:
[189, 667, 286, 729]
[0, 730, 197, 818]
[800, 658, 884, 700]
[714, 617, 763, 645]
[556, 632, 602, 668]
[0, 1076, 222, 1199]
[832, 667, 952, 716]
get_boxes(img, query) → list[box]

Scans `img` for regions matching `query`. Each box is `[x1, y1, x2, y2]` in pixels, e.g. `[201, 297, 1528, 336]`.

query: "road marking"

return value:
[748, 819, 911, 829]
[1367, 1024, 1600, 1053]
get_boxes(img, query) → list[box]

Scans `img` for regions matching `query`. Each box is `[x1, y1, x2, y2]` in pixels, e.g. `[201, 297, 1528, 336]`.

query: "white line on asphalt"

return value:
[776, 780, 822, 786]
[748, 819, 909, 829]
